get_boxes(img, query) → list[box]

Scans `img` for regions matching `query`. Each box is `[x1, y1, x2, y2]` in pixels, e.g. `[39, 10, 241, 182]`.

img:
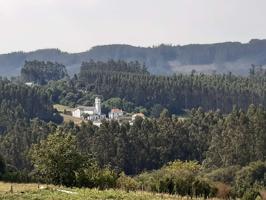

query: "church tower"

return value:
[95, 97, 101, 115]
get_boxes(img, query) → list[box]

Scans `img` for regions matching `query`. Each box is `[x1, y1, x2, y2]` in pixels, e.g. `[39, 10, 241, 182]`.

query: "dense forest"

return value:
[0, 104, 266, 198]
[0, 60, 266, 199]
[0, 78, 62, 128]
[45, 60, 266, 114]
[21, 60, 68, 85]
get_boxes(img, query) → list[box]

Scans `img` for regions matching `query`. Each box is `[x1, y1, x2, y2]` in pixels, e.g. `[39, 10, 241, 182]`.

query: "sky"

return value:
[0, 0, 266, 53]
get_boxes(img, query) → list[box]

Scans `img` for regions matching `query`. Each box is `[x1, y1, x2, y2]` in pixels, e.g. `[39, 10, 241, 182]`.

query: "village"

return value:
[66, 97, 145, 126]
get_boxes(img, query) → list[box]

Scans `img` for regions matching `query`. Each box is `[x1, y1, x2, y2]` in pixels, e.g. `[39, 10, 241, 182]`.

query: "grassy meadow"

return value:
[0, 182, 214, 200]
[53, 104, 85, 125]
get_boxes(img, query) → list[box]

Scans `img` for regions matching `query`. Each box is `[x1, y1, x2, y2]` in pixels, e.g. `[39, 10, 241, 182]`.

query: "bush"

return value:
[214, 182, 232, 199]
[203, 165, 241, 184]
[192, 179, 217, 198]
[95, 166, 118, 189]
[234, 161, 266, 197]
[242, 188, 261, 200]
[135, 160, 216, 198]
[1, 171, 33, 183]
[75, 164, 118, 189]
[116, 173, 138, 192]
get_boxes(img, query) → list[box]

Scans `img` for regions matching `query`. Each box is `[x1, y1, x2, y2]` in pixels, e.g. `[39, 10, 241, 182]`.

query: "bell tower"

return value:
[95, 97, 101, 115]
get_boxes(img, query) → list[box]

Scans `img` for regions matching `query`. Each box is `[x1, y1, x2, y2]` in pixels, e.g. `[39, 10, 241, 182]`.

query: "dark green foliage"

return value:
[1, 170, 33, 183]
[0, 154, 6, 178]
[242, 188, 261, 200]
[73, 117, 199, 175]
[203, 165, 241, 184]
[80, 60, 149, 75]
[102, 97, 135, 113]
[29, 132, 118, 188]
[116, 173, 138, 192]
[75, 60, 266, 114]
[0, 79, 62, 125]
[55, 105, 266, 175]
[0, 79, 61, 170]
[21, 60, 68, 85]
[45, 79, 98, 107]
[29, 132, 92, 186]
[0, 119, 56, 170]
[150, 104, 165, 118]
[234, 161, 266, 197]
[205, 105, 266, 168]
[135, 161, 217, 198]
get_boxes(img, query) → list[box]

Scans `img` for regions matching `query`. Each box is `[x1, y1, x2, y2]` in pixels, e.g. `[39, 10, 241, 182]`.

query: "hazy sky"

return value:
[0, 0, 265, 53]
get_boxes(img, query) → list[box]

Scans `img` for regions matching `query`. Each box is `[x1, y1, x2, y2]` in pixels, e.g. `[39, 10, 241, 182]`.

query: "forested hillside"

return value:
[1, 105, 266, 198]
[70, 60, 266, 114]
[1, 39, 266, 76]
[21, 60, 68, 85]
[0, 60, 266, 199]
[0, 79, 62, 131]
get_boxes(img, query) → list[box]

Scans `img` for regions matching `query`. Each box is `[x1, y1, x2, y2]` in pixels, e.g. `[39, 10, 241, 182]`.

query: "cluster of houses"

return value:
[72, 97, 144, 124]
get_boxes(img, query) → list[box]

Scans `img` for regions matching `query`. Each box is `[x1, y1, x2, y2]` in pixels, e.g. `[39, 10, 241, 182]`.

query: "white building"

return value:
[108, 108, 123, 120]
[72, 97, 105, 121]
[25, 82, 35, 87]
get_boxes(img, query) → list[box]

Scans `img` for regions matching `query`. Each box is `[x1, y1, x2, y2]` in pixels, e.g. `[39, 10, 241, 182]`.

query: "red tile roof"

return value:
[111, 108, 123, 113]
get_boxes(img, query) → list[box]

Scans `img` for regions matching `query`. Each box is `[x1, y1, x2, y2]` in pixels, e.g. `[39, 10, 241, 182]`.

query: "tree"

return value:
[29, 132, 91, 186]
[234, 161, 266, 197]
[150, 104, 164, 118]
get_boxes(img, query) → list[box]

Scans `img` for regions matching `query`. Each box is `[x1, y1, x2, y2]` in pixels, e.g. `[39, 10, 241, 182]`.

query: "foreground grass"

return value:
[0, 182, 197, 200]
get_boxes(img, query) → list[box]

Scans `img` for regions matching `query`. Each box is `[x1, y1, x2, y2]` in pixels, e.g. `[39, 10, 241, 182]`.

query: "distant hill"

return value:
[1, 39, 266, 77]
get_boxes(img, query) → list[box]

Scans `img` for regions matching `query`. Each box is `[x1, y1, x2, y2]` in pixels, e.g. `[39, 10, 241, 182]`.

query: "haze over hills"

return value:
[1, 39, 266, 77]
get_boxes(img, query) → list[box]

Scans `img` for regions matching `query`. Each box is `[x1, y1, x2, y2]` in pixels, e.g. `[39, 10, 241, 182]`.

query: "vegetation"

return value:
[21, 60, 68, 85]
[0, 182, 188, 200]
[2, 40, 266, 77]
[0, 59, 266, 199]
[0, 155, 5, 178]
[45, 60, 266, 115]
[0, 78, 62, 125]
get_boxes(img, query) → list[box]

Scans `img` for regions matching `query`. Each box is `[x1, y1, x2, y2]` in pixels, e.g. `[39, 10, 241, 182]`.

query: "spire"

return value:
[95, 97, 101, 115]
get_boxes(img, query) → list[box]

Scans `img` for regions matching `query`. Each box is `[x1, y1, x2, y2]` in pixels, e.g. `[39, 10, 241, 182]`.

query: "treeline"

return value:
[0, 79, 62, 169]
[0, 79, 62, 130]
[1, 105, 265, 174]
[75, 61, 266, 114]
[21, 60, 68, 85]
[54, 105, 266, 174]
[79, 60, 149, 75]
[29, 60, 266, 115]
[1, 105, 266, 198]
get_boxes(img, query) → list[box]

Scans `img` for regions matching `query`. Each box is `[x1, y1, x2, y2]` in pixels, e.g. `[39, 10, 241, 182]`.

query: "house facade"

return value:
[72, 97, 105, 121]
[108, 108, 123, 120]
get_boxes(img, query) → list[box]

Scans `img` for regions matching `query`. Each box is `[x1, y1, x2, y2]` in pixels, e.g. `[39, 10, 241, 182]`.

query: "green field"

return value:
[0, 182, 201, 200]
[53, 104, 85, 125]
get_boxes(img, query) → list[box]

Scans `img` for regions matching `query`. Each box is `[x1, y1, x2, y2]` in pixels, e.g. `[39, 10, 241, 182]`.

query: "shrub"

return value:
[234, 161, 266, 197]
[214, 182, 232, 199]
[242, 188, 261, 200]
[75, 164, 118, 189]
[95, 166, 118, 189]
[192, 179, 217, 198]
[116, 173, 138, 192]
[203, 165, 241, 184]
[135, 160, 216, 198]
